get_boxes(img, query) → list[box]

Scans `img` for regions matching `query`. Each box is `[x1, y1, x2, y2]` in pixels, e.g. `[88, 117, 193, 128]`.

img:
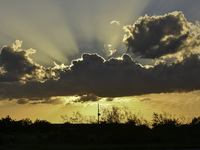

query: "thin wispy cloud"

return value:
[110, 20, 120, 26]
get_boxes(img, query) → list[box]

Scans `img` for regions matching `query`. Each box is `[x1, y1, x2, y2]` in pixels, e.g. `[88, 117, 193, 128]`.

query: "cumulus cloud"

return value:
[123, 11, 195, 58]
[1, 11, 200, 103]
[0, 40, 46, 82]
[1, 52, 200, 100]
[0, 40, 69, 84]
[49, 53, 200, 97]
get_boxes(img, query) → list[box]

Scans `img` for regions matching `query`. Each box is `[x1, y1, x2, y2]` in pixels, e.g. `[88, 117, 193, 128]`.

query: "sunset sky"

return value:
[0, 0, 200, 123]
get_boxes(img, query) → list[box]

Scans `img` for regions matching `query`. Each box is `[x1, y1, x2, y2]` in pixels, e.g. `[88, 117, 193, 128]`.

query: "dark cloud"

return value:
[123, 11, 192, 58]
[0, 43, 45, 82]
[16, 97, 64, 105]
[1, 11, 200, 102]
[0, 41, 67, 83]
[17, 98, 29, 104]
[56, 53, 200, 97]
[1, 52, 200, 99]
[105, 97, 114, 102]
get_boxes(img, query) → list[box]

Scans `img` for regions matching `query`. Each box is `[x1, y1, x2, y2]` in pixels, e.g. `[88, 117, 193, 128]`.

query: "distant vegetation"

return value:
[1, 106, 200, 130]
[61, 106, 148, 125]
[61, 106, 189, 126]
[1, 106, 200, 149]
[0, 106, 200, 130]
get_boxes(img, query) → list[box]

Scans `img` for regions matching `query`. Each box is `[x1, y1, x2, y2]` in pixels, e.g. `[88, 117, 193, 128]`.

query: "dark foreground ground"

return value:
[1, 124, 200, 150]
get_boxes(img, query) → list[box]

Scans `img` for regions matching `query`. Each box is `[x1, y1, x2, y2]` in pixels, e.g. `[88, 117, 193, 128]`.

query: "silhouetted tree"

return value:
[18, 118, 32, 127]
[101, 106, 120, 124]
[191, 116, 200, 125]
[34, 119, 51, 125]
[61, 111, 97, 124]
[100, 106, 146, 125]
[152, 112, 180, 128]
[0, 115, 14, 129]
[61, 106, 147, 125]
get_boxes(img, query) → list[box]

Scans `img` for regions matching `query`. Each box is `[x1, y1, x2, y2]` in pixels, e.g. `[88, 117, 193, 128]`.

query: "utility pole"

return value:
[98, 103, 100, 124]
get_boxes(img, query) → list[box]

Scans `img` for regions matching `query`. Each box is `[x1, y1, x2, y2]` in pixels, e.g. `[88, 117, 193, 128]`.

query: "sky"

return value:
[0, 0, 200, 123]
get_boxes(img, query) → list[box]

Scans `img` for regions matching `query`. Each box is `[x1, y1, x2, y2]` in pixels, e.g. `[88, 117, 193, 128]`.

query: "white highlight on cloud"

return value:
[12, 40, 23, 51]
[110, 20, 120, 26]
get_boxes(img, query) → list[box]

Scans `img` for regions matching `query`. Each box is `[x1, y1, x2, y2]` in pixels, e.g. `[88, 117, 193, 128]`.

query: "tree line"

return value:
[61, 106, 200, 127]
[1, 107, 200, 148]
[1, 106, 200, 128]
